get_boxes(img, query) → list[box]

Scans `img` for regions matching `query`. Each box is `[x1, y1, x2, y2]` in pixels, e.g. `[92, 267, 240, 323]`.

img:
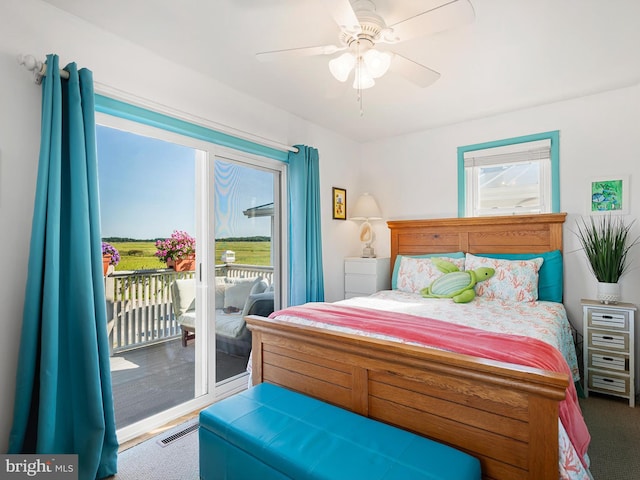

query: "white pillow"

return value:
[224, 278, 260, 310]
[250, 277, 268, 295]
[465, 253, 544, 302]
[215, 282, 227, 308]
[396, 256, 466, 294]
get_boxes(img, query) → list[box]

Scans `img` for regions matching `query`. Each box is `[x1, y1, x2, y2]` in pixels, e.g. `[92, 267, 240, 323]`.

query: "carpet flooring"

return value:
[111, 419, 199, 480]
[112, 391, 640, 479]
[580, 393, 640, 480]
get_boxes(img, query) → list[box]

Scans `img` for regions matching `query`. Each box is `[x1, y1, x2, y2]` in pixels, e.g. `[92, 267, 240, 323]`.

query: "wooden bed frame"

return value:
[247, 213, 570, 480]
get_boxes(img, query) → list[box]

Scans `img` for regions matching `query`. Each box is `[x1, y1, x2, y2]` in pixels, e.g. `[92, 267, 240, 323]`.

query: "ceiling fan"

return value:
[256, 0, 475, 91]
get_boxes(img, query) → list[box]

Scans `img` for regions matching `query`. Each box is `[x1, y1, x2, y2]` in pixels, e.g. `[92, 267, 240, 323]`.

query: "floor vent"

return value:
[157, 422, 199, 447]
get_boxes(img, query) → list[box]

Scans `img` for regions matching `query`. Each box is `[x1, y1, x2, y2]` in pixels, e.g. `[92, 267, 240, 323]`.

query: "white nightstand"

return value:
[582, 299, 636, 407]
[344, 257, 390, 299]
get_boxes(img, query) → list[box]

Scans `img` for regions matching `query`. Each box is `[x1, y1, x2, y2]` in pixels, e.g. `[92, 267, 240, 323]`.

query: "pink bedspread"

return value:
[270, 303, 590, 465]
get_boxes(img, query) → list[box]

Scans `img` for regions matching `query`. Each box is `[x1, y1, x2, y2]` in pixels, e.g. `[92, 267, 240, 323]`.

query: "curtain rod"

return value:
[18, 54, 68, 85]
[17, 54, 299, 154]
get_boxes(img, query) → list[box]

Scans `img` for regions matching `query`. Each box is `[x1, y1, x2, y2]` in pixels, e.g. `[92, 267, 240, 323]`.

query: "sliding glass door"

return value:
[213, 155, 283, 384]
[96, 113, 284, 444]
[96, 120, 204, 442]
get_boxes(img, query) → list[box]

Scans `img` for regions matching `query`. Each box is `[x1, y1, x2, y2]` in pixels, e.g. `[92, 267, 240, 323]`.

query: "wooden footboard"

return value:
[247, 315, 569, 480]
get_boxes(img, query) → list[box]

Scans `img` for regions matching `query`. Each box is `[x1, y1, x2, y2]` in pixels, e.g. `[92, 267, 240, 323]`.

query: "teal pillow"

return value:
[474, 250, 563, 303]
[392, 252, 465, 290]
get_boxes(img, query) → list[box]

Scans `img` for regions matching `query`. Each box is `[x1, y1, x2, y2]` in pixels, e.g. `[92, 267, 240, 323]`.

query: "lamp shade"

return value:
[329, 49, 391, 90]
[350, 193, 382, 220]
[352, 64, 375, 90]
[329, 52, 356, 82]
[363, 49, 392, 78]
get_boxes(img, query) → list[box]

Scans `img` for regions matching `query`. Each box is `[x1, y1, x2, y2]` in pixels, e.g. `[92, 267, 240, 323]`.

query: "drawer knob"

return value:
[602, 315, 613, 319]
[603, 336, 614, 340]
[603, 378, 614, 383]
[603, 357, 614, 361]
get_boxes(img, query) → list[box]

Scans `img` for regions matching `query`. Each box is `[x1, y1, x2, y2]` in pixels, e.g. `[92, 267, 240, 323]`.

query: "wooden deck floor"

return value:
[110, 338, 248, 429]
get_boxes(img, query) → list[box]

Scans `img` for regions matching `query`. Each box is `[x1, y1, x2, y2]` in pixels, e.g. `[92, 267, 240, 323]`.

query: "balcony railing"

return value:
[105, 263, 273, 353]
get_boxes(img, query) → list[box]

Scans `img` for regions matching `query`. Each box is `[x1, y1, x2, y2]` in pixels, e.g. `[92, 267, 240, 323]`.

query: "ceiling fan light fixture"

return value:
[329, 52, 356, 82]
[363, 49, 391, 78]
[353, 64, 375, 90]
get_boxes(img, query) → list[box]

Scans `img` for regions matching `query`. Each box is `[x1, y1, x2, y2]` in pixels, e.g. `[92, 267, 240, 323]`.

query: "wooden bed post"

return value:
[528, 396, 561, 478]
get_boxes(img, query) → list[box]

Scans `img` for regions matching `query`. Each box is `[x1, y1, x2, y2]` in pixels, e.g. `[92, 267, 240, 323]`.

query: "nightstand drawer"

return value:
[344, 258, 390, 299]
[344, 292, 364, 299]
[344, 260, 379, 275]
[588, 309, 629, 330]
[588, 371, 630, 395]
[588, 350, 628, 372]
[345, 274, 377, 294]
[588, 330, 629, 351]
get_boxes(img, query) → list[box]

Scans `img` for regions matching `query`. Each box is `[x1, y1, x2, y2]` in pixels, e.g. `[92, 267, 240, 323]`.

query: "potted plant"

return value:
[155, 230, 196, 272]
[101, 241, 120, 276]
[575, 215, 639, 304]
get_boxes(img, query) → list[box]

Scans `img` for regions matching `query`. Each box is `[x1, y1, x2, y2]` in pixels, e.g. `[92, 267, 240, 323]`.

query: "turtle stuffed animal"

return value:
[420, 258, 495, 303]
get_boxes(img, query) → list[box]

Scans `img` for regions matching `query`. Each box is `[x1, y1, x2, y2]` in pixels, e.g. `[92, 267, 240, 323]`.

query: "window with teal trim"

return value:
[457, 131, 560, 217]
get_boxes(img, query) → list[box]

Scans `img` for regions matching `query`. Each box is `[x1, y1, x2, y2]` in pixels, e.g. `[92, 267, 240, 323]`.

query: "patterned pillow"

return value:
[465, 253, 543, 302]
[391, 252, 465, 289]
[474, 251, 563, 302]
[396, 256, 466, 294]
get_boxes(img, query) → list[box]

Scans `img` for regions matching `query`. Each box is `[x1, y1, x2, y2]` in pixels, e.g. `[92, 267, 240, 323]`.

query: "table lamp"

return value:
[350, 193, 382, 258]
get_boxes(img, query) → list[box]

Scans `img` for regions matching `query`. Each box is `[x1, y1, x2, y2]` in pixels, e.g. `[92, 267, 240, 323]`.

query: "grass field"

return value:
[109, 240, 271, 271]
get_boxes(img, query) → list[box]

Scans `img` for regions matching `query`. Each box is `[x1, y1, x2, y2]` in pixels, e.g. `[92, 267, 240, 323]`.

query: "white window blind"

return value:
[464, 139, 551, 217]
[463, 139, 551, 167]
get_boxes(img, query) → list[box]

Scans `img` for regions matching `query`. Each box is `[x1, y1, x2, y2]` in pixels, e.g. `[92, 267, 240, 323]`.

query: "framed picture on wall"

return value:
[588, 175, 629, 215]
[332, 187, 347, 220]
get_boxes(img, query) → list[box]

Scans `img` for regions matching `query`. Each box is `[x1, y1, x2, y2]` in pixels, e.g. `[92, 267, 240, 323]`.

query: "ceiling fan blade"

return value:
[390, 54, 441, 87]
[319, 0, 361, 34]
[256, 44, 345, 62]
[389, 0, 475, 42]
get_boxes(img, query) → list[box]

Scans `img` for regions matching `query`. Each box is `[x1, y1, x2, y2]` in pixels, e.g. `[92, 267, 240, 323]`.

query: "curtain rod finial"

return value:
[18, 54, 45, 84]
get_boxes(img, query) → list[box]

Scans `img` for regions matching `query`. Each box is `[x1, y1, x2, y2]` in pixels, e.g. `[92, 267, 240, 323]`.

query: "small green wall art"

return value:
[589, 175, 629, 214]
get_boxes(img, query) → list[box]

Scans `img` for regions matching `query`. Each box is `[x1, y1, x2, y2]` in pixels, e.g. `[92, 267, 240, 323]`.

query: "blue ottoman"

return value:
[199, 383, 481, 480]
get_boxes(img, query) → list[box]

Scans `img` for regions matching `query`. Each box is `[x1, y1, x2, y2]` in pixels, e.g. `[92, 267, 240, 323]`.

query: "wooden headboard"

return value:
[387, 213, 567, 276]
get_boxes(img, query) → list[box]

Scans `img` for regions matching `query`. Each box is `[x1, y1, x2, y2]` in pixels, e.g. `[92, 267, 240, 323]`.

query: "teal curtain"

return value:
[288, 145, 325, 305]
[8, 55, 118, 479]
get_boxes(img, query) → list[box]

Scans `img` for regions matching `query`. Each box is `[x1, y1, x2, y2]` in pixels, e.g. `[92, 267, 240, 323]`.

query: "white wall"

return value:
[4, 0, 639, 454]
[362, 83, 640, 336]
[0, 46, 42, 455]
[0, 0, 361, 451]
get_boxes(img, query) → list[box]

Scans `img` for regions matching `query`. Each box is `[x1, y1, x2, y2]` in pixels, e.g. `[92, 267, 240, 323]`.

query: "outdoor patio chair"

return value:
[170, 279, 197, 347]
[170, 278, 274, 353]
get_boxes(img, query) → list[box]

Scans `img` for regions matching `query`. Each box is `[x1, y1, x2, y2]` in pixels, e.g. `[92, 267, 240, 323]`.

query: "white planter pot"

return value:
[597, 282, 621, 304]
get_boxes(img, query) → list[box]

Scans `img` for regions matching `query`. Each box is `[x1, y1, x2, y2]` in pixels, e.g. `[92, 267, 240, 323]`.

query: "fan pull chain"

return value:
[356, 40, 364, 117]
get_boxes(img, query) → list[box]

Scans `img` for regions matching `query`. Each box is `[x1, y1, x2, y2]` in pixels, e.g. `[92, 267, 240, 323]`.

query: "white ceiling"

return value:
[41, 0, 640, 143]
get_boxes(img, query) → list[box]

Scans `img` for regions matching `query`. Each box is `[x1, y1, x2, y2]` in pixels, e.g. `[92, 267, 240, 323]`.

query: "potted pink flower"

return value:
[101, 241, 120, 276]
[155, 230, 196, 271]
